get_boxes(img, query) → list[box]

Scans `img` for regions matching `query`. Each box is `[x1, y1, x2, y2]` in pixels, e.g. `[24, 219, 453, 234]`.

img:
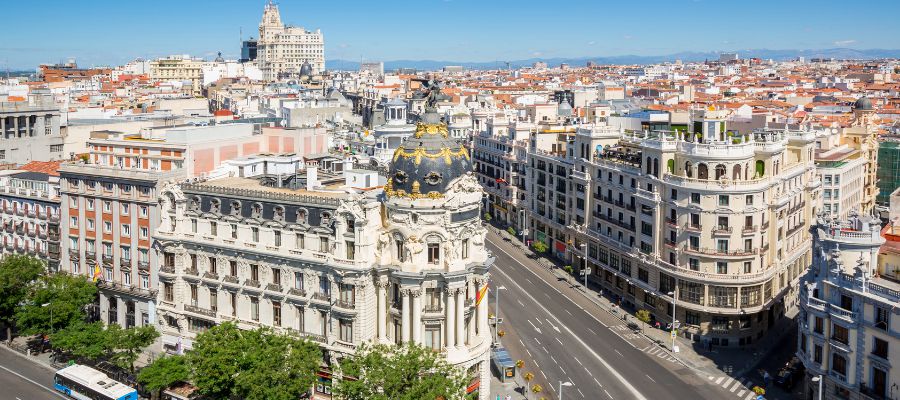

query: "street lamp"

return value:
[41, 302, 52, 333]
[579, 243, 588, 290]
[811, 375, 823, 400]
[493, 285, 507, 346]
[667, 287, 678, 352]
[559, 380, 573, 400]
[519, 209, 528, 244]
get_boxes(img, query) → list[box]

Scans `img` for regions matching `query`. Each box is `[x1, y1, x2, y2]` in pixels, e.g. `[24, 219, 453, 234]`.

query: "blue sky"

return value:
[1, 0, 899, 69]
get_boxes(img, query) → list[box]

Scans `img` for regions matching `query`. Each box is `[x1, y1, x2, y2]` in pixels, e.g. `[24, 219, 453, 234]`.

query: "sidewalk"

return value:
[490, 225, 797, 381]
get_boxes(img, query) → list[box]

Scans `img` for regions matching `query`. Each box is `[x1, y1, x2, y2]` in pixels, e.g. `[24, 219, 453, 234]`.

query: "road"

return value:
[486, 233, 731, 400]
[0, 349, 66, 400]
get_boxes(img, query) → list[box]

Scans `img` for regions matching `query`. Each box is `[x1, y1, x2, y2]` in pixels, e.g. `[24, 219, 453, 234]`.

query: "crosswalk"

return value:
[707, 374, 760, 400]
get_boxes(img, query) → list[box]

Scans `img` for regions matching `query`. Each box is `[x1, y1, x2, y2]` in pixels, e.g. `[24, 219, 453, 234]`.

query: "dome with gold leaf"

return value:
[384, 112, 471, 199]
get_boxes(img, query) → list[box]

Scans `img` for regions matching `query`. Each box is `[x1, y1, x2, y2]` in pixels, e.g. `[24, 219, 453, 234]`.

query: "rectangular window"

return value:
[272, 268, 281, 285]
[831, 353, 846, 376]
[346, 241, 355, 260]
[690, 193, 700, 204]
[230, 260, 238, 277]
[210, 221, 217, 236]
[273, 302, 282, 326]
[718, 195, 729, 206]
[164, 282, 174, 302]
[832, 324, 849, 344]
[689, 258, 699, 271]
[190, 284, 198, 306]
[250, 264, 259, 282]
[140, 206, 148, 218]
[340, 320, 353, 343]
[462, 239, 469, 259]
[251, 227, 259, 242]
[427, 243, 440, 264]
[121, 224, 130, 237]
[873, 337, 889, 358]
[210, 289, 218, 313]
[208, 257, 217, 274]
[716, 262, 727, 274]
[685, 311, 700, 326]
[813, 344, 822, 364]
[875, 306, 890, 330]
[121, 203, 130, 215]
[274, 230, 282, 247]
[191, 219, 197, 233]
[319, 276, 330, 296]
[231, 224, 238, 239]
[424, 326, 441, 351]
[743, 262, 752, 274]
[230, 292, 237, 317]
[250, 296, 259, 321]
[140, 227, 148, 238]
[637, 268, 649, 283]
[294, 272, 303, 290]
[104, 221, 112, 233]
[296, 233, 305, 249]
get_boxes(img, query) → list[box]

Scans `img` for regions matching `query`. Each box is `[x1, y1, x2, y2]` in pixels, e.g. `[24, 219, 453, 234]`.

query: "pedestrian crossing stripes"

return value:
[638, 344, 678, 363]
[706, 375, 758, 400]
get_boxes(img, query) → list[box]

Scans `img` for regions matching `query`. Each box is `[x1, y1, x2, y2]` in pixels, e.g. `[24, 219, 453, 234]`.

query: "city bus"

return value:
[53, 364, 138, 400]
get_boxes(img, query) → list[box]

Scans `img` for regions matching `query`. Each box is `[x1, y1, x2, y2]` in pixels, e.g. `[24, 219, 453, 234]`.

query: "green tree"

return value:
[16, 273, 97, 335]
[51, 321, 110, 360]
[189, 323, 321, 400]
[333, 342, 468, 400]
[532, 241, 548, 253]
[0, 255, 45, 341]
[138, 355, 190, 400]
[483, 213, 492, 222]
[189, 322, 245, 399]
[108, 325, 160, 372]
[635, 309, 652, 332]
[506, 227, 517, 236]
[233, 328, 321, 400]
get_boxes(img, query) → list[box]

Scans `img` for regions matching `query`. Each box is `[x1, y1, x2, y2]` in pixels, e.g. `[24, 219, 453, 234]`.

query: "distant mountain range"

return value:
[326, 48, 900, 71]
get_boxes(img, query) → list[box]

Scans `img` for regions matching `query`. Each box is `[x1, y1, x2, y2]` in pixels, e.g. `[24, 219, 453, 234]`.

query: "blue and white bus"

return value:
[53, 364, 138, 400]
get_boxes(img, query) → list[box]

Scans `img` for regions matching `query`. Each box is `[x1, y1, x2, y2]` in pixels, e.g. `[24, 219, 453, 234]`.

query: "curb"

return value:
[0, 343, 60, 373]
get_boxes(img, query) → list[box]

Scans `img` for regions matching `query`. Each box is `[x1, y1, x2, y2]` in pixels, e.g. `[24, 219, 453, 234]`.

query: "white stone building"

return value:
[256, 2, 325, 81]
[153, 116, 492, 398]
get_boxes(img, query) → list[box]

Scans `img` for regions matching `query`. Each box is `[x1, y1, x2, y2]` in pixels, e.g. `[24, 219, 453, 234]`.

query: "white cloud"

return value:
[587, 41, 596, 45]
[623, 35, 633, 40]
[833, 39, 857, 46]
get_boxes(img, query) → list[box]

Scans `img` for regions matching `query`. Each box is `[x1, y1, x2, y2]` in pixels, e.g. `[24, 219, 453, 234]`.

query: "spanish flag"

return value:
[475, 282, 489, 307]
[92, 265, 102, 282]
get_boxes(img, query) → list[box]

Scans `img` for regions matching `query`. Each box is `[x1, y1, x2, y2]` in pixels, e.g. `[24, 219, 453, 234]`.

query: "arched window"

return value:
[685, 161, 693, 178]
[733, 164, 742, 180]
[755, 160, 765, 177]
[646, 157, 652, 175]
[667, 159, 675, 174]
[698, 163, 709, 180]
[653, 158, 659, 177]
[715, 164, 726, 180]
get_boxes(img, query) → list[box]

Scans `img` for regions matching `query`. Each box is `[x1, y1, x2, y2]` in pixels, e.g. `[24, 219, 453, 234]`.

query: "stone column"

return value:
[401, 289, 410, 342]
[455, 288, 465, 348]
[446, 288, 456, 348]
[411, 289, 422, 344]
[13, 115, 19, 138]
[376, 281, 387, 342]
[25, 115, 31, 137]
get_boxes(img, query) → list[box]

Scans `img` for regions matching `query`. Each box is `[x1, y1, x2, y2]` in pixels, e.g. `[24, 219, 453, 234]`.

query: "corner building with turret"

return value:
[153, 118, 492, 398]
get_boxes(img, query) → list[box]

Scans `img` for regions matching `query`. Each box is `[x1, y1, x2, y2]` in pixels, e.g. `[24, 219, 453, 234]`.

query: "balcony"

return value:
[244, 279, 261, 288]
[101, 254, 113, 264]
[424, 304, 443, 313]
[682, 245, 756, 257]
[266, 283, 283, 293]
[334, 299, 356, 310]
[761, 221, 770, 230]
[684, 223, 702, 233]
[786, 222, 807, 237]
[184, 268, 199, 277]
[119, 257, 131, 267]
[202, 271, 219, 281]
[287, 288, 307, 298]
[712, 225, 733, 235]
[311, 292, 330, 303]
[664, 239, 677, 248]
[184, 304, 216, 318]
[742, 225, 757, 234]
[159, 265, 175, 274]
[222, 275, 239, 284]
[665, 217, 678, 228]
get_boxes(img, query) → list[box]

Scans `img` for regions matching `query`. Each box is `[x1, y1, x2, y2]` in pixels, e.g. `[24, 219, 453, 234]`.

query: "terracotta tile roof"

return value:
[19, 160, 63, 177]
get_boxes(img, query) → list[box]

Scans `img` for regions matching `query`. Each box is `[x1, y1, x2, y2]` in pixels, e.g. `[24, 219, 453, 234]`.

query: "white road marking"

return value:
[715, 376, 725, 385]
[526, 349, 533, 358]
[646, 374, 656, 383]
[708, 376, 715, 380]
[493, 262, 649, 400]
[541, 370, 548, 380]
[534, 337, 541, 345]
[574, 356, 583, 366]
[614, 349, 623, 357]
[737, 390, 746, 397]
[604, 389, 613, 399]
[594, 377, 602, 387]
[556, 337, 563, 345]
[0, 365, 68, 399]
[551, 356, 559, 365]
[722, 377, 734, 388]
[578, 388, 585, 398]
[565, 309, 574, 316]
[543, 346, 549, 354]
[517, 299, 525, 307]
[543, 292, 551, 299]
[730, 380, 741, 392]
[744, 393, 755, 400]
[528, 320, 542, 334]
[588, 327, 597, 335]
[526, 278, 534, 285]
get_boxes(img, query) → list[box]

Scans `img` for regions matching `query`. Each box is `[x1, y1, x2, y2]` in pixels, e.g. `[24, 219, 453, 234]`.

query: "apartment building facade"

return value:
[0, 94, 65, 164]
[797, 215, 898, 400]
[525, 110, 820, 346]
[257, 2, 325, 81]
[149, 55, 204, 97]
[0, 165, 61, 270]
[152, 119, 492, 398]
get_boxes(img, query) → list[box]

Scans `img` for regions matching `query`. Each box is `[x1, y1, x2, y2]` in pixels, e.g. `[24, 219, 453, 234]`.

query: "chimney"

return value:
[306, 165, 318, 190]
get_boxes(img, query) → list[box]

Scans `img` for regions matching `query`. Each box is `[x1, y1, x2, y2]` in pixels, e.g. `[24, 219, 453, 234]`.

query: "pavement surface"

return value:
[485, 232, 734, 400]
[0, 346, 66, 400]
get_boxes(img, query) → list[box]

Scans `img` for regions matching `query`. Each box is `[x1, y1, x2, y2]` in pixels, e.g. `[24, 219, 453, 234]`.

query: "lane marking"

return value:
[738, 390, 746, 397]
[543, 346, 549, 354]
[578, 388, 585, 398]
[551, 356, 559, 365]
[574, 356, 583, 366]
[526, 349, 533, 358]
[565, 309, 574, 316]
[534, 337, 541, 345]
[0, 364, 68, 399]
[614, 349, 623, 357]
[528, 320, 542, 334]
[645, 374, 656, 383]
[541, 370, 548, 380]
[588, 327, 597, 335]
[555, 337, 563, 345]
[526, 278, 534, 285]
[594, 377, 602, 387]
[730, 380, 741, 392]
[493, 263, 648, 400]
[721, 377, 734, 388]
[604, 389, 613, 399]
[517, 300, 525, 307]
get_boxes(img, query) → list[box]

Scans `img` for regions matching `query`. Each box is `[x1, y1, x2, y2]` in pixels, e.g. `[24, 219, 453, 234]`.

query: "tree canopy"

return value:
[188, 322, 321, 400]
[15, 273, 97, 335]
[332, 342, 468, 400]
[51, 321, 109, 360]
[107, 324, 160, 372]
[0, 255, 45, 332]
[138, 355, 190, 396]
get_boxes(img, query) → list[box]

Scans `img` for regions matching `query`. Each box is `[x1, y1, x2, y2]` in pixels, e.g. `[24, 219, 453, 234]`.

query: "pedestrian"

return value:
[506, 395, 511, 400]
[763, 370, 771, 387]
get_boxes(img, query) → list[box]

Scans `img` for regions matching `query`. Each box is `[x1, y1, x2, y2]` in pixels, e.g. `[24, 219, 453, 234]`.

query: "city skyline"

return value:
[3, 0, 900, 69]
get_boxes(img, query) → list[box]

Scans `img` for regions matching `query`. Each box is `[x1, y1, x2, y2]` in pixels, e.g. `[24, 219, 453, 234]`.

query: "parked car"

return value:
[775, 356, 805, 388]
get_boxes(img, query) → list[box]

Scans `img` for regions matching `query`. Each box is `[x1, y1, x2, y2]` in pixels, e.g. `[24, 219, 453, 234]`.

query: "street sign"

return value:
[671, 330, 677, 339]
[583, 267, 592, 275]
[522, 229, 529, 235]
